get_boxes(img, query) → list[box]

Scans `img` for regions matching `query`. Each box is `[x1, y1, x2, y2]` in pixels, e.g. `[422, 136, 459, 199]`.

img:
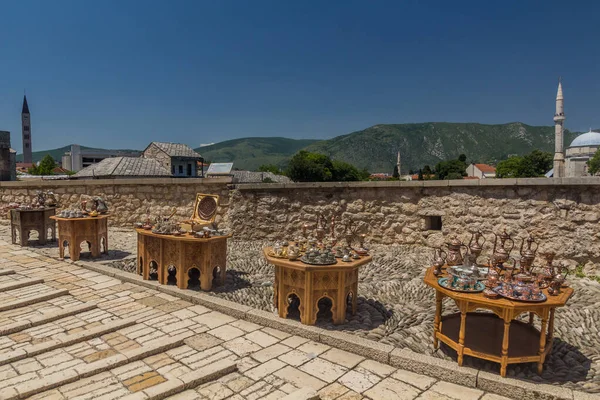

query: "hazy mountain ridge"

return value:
[19, 123, 581, 173]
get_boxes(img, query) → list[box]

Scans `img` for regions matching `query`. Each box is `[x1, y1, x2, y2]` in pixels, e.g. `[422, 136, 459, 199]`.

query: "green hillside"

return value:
[303, 122, 579, 173]
[195, 137, 319, 171]
[16, 145, 140, 164]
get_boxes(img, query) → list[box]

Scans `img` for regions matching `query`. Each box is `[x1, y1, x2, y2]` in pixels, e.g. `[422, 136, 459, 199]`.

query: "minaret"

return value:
[21, 95, 32, 164]
[396, 151, 401, 177]
[553, 80, 565, 178]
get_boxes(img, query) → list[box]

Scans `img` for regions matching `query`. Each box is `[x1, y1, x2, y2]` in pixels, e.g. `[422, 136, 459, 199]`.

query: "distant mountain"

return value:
[16, 145, 140, 164]
[303, 122, 579, 173]
[195, 137, 319, 171]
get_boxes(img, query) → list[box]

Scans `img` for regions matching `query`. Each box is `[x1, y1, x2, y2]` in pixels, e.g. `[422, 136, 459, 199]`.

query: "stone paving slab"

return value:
[0, 240, 591, 400]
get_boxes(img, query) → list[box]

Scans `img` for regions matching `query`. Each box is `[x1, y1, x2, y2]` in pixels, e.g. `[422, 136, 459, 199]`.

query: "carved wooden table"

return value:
[50, 214, 109, 261]
[136, 229, 231, 291]
[263, 247, 372, 325]
[423, 266, 573, 377]
[10, 207, 56, 246]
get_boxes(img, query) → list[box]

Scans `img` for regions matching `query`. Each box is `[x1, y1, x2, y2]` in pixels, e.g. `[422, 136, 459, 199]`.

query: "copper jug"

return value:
[446, 236, 467, 266]
[468, 231, 486, 260]
[519, 234, 538, 273]
[432, 248, 447, 276]
[492, 229, 514, 266]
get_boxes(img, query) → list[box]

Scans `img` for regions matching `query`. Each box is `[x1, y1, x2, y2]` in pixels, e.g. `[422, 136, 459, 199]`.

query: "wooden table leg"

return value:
[434, 290, 443, 349]
[501, 318, 511, 377]
[59, 237, 65, 259]
[457, 307, 467, 366]
[529, 312, 534, 325]
[547, 308, 556, 351]
[538, 310, 550, 374]
[70, 239, 81, 262]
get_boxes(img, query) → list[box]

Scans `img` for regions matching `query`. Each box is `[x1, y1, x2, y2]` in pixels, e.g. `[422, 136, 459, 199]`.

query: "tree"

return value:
[458, 154, 467, 163]
[258, 164, 281, 174]
[423, 165, 432, 175]
[28, 154, 57, 176]
[392, 165, 400, 178]
[587, 150, 600, 175]
[496, 150, 553, 178]
[286, 151, 366, 182]
[435, 159, 467, 180]
[418, 169, 424, 181]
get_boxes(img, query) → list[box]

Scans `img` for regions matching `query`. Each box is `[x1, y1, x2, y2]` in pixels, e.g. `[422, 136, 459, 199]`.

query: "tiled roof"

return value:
[151, 142, 201, 159]
[73, 157, 171, 178]
[474, 163, 496, 173]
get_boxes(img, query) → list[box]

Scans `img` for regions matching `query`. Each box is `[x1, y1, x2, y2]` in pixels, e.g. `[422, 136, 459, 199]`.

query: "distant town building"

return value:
[466, 163, 496, 179]
[565, 130, 600, 176]
[21, 95, 32, 164]
[0, 131, 17, 181]
[62, 144, 140, 172]
[142, 142, 203, 177]
[547, 80, 598, 177]
[72, 157, 171, 179]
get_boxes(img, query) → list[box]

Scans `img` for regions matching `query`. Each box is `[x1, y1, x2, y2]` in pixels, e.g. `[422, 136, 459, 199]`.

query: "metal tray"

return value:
[300, 256, 337, 265]
[438, 277, 485, 293]
[492, 286, 547, 303]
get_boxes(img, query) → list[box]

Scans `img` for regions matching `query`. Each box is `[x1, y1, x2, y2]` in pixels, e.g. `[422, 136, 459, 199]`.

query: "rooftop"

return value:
[73, 156, 171, 178]
[474, 163, 496, 173]
[149, 142, 202, 159]
[569, 130, 600, 148]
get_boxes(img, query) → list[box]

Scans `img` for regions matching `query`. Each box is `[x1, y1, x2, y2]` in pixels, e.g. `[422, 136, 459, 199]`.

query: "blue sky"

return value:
[0, 0, 598, 153]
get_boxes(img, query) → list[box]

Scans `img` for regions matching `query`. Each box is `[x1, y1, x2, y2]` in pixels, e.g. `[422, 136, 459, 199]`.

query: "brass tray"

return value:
[300, 256, 337, 265]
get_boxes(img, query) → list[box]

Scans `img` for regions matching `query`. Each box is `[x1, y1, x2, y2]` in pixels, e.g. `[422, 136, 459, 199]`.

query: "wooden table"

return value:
[263, 247, 372, 325]
[10, 207, 56, 246]
[136, 229, 231, 291]
[50, 214, 109, 261]
[423, 266, 573, 377]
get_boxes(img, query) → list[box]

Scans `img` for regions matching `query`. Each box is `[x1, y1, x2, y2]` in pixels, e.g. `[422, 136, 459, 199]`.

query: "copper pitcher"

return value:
[519, 234, 538, 273]
[432, 248, 447, 276]
[468, 231, 486, 260]
[445, 236, 467, 266]
[492, 229, 514, 266]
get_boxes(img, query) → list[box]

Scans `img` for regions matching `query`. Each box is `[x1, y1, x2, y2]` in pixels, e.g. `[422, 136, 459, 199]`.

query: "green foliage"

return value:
[258, 164, 282, 174]
[458, 154, 467, 163]
[262, 177, 275, 183]
[286, 151, 366, 182]
[496, 150, 553, 178]
[435, 156, 467, 180]
[423, 165, 432, 175]
[587, 150, 600, 175]
[418, 169, 424, 180]
[392, 165, 399, 178]
[28, 154, 57, 175]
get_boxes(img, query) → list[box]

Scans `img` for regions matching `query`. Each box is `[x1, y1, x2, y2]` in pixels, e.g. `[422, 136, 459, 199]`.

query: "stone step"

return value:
[0, 296, 87, 327]
[0, 289, 70, 312]
[0, 269, 16, 276]
[0, 316, 138, 366]
[0, 278, 44, 293]
[282, 387, 320, 400]
[0, 302, 97, 336]
[0, 335, 188, 399]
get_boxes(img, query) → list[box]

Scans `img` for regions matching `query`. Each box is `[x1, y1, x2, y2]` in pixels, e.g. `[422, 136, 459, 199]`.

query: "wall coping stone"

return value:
[71, 258, 586, 400]
[233, 177, 600, 190]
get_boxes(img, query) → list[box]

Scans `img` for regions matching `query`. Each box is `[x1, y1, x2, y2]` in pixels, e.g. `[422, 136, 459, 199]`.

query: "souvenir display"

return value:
[432, 248, 447, 276]
[468, 230, 486, 261]
[437, 276, 485, 293]
[15, 190, 58, 210]
[445, 236, 467, 266]
[492, 228, 514, 266]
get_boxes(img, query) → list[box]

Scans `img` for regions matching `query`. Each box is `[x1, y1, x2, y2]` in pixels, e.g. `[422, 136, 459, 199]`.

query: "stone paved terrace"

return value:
[0, 241, 576, 400]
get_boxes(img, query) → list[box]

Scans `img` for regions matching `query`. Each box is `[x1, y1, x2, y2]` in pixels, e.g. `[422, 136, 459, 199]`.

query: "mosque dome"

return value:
[569, 130, 600, 147]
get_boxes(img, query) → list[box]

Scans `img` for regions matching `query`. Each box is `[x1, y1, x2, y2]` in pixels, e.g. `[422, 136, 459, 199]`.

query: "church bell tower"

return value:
[553, 80, 565, 178]
[21, 95, 32, 164]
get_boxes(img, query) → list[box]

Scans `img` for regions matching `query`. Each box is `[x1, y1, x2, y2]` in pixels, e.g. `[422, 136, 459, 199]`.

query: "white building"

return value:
[565, 130, 600, 177]
[62, 144, 140, 172]
[465, 163, 496, 178]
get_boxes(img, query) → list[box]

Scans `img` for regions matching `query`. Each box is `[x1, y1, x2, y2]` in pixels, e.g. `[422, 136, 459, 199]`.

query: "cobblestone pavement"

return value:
[0, 238, 520, 399]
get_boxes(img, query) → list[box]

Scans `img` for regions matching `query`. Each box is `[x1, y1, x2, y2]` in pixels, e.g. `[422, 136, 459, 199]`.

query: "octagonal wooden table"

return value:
[424, 266, 573, 377]
[10, 207, 56, 246]
[264, 247, 372, 325]
[136, 229, 231, 291]
[50, 214, 109, 261]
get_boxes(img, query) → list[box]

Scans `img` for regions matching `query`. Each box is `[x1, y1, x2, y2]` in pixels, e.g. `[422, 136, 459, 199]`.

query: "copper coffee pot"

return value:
[432, 248, 447, 276]
[468, 230, 486, 261]
[519, 234, 538, 273]
[492, 229, 514, 266]
[446, 236, 467, 266]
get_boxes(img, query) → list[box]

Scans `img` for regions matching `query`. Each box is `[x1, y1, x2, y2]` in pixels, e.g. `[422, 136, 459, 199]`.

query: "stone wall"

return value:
[1, 177, 599, 272]
[0, 178, 231, 226]
[229, 179, 600, 273]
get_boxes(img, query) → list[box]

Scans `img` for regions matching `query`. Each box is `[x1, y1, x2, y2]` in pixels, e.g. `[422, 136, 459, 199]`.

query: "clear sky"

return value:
[0, 0, 598, 153]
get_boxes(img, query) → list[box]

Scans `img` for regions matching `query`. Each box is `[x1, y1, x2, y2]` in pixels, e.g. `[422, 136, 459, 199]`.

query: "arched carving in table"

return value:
[11, 208, 56, 246]
[51, 215, 108, 261]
